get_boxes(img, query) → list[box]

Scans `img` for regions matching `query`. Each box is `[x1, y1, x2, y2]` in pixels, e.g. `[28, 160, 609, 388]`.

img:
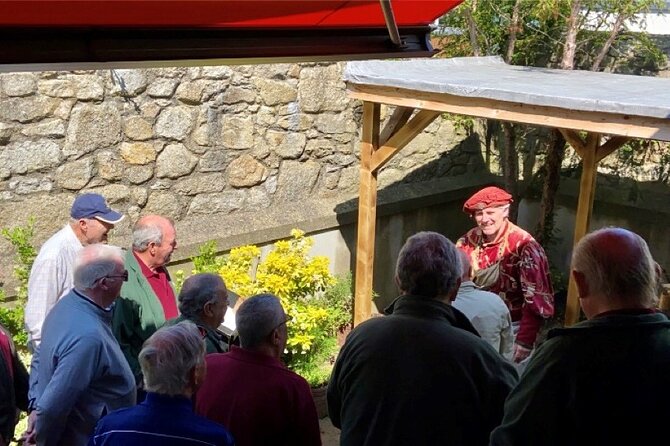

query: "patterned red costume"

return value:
[457, 187, 554, 348]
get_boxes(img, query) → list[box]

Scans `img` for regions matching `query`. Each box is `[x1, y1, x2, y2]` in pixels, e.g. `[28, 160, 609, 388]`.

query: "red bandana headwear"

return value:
[463, 186, 513, 213]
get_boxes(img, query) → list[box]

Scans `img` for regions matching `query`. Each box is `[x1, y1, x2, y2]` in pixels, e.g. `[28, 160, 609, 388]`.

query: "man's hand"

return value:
[512, 343, 532, 363]
[19, 411, 37, 445]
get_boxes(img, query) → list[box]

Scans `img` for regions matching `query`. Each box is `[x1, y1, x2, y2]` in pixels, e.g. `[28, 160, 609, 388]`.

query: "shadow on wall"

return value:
[333, 132, 497, 310]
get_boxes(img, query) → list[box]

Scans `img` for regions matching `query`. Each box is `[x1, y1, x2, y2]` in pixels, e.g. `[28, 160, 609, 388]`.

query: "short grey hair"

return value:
[178, 273, 227, 319]
[132, 222, 163, 252]
[572, 227, 657, 306]
[457, 249, 471, 280]
[139, 321, 205, 396]
[235, 294, 285, 349]
[73, 244, 124, 290]
[396, 231, 461, 298]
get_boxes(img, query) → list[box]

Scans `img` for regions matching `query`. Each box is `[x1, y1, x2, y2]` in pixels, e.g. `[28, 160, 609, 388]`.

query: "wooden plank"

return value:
[370, 109, 441, 172]
[354, 101, 381, 326]
[348, 84, 670, 142]
[559, 128, 586, 158]
[379, 106, 414, 146]
[565, 133, 600, 326]
[596, 135, 629, 162]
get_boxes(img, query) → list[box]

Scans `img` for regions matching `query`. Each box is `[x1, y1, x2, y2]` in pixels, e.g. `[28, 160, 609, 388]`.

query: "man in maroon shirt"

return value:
[113, 215, 179, 384]
[195, 294, 322, 446]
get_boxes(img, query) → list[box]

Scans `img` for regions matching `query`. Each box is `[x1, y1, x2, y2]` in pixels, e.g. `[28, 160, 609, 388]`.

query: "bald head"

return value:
[572, 227, 657, 309]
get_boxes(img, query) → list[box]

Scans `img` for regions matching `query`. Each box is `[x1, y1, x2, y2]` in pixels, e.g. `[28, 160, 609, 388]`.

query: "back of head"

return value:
[132, 214, 172, 252]
[572, 227, 657, 307]
[178, 273, 226, 319]
[235, 293, 285, 349]
[139, 321, 205, 396]
[395, 231, 460, 298]
[73, 244, 123, 290]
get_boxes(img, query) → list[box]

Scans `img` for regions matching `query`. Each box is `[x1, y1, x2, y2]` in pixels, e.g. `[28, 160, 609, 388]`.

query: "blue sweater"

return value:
[33, 290, 136, 446]
[89, 392, 235, 446]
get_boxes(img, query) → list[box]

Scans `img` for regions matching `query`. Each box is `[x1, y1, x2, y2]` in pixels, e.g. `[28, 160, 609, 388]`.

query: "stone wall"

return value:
[0, 62, 484, 290]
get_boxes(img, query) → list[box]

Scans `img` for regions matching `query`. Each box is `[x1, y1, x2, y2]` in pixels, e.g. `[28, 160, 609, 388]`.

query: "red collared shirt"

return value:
[133, 252, 178, 320]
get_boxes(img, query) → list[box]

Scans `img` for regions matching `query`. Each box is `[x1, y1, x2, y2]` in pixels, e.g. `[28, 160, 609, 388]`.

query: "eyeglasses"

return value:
[104, 270, 129, 282]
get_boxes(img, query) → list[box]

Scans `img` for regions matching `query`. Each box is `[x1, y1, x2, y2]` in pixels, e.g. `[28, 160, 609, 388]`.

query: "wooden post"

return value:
[354, 101, 380, 326]
[565, 132, 601, 326]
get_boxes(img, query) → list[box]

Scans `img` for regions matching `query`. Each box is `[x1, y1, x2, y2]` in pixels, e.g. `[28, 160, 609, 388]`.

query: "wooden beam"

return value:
[354, 101, 381, 326]
[348, 84, 670, 142]
[565, 132, 601, 326]
[558, 128, 586, 158]
[379, 106, 414, 146]
[596, 135, 629, 162]
[370, 109, 440, 172]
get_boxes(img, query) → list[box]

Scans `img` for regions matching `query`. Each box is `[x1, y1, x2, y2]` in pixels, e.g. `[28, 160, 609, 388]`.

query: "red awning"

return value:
[0, 0, 463, 69]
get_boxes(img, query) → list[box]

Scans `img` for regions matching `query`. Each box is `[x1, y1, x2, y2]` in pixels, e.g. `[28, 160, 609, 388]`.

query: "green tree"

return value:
[435, 0, 667, 246]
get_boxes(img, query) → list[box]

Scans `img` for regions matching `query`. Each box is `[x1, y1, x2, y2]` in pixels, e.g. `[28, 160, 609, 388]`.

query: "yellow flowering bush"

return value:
[219, 229, 345, 384]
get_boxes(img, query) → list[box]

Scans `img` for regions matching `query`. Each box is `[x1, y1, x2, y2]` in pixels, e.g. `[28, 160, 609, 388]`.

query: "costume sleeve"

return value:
[112, 297, 141, 380]
[35, 336, 102, 445]
[516, 241, 554, 346]
[25, 257, 63, 346]
[490, 341, 566, 446]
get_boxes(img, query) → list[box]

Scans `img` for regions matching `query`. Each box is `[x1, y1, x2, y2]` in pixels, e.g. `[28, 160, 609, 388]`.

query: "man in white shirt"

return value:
[24, 193, 124, 349]
[453, 249, 514, 361]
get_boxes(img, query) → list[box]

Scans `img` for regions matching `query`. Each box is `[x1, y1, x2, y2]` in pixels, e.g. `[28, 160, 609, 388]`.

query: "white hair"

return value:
[140, 321, 205, 396]
[236, 294, 285, 349]
[73, 244, 124, 290]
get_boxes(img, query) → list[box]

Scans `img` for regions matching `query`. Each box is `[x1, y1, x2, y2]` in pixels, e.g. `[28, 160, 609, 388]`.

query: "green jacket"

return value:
[165, 315, 229, 354]
[491, 312, 670, 446]
[112, 250, 177, 379]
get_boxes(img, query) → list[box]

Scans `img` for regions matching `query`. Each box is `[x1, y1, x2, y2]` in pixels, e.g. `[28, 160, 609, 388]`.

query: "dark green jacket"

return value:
[165, 315, 229, 354]
[491, 312, 670, 446]
[112, 250, 177, 379]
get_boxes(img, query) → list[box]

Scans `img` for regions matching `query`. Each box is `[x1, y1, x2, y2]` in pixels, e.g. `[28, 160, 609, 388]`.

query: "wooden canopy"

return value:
[344, 56, 670, 326]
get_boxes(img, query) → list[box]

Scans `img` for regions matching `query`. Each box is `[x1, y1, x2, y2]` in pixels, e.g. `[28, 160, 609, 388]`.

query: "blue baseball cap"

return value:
[70, 193, 124, 224]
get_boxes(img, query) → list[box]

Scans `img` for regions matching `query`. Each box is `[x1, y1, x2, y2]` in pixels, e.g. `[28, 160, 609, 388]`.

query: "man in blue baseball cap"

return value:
[25, 193, 124, 349]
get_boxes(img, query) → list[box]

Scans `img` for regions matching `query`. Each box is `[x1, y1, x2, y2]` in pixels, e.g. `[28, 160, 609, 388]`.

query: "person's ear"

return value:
[572, 270, 589, 299]
[203, 302, 214, 318]
[446, 277, 462, 302]
[394, 275, 402, 293]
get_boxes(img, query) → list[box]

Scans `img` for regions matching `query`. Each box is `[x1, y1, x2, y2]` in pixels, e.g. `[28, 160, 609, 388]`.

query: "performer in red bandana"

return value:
[457, 186, 554, 363]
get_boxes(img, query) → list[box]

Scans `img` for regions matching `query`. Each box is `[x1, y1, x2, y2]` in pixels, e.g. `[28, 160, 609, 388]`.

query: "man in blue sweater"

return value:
[89, 322, 234, 446]
[25, 244, 136, 446]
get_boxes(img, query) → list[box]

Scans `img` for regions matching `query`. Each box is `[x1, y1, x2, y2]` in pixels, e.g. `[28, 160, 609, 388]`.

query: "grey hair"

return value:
[178, 273, 227, 319]
[132, 222, 163, 252]
[395, 231, 461, 298]
[572, 227, 657, 306]
[457, 249, 471, 280]
[139, 321, 205, 396]
[73, 244, 124, 290]
[235, 293, 285, 349]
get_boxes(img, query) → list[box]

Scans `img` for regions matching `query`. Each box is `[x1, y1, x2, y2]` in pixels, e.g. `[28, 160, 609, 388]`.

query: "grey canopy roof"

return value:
[344, 56, 670, 120]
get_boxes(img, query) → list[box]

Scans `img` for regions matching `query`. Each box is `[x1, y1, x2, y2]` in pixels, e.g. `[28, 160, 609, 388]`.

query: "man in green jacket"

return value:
[113, 215, 178, 384]
[491, 227, 670, 445]
[166, 273, 232, 354]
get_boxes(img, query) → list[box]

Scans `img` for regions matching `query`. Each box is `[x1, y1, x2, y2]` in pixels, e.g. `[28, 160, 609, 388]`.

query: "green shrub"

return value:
[0, 217, 36, 349]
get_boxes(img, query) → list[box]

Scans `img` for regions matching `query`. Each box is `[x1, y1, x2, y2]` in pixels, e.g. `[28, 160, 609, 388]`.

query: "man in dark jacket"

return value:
[166, 273, 232, 354]
[491, 227, 670, 445]
[0, 323, 28, 446]
[328, 231, 518, 446]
